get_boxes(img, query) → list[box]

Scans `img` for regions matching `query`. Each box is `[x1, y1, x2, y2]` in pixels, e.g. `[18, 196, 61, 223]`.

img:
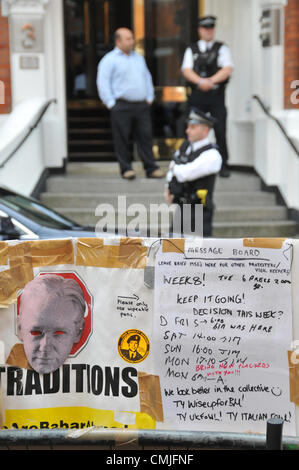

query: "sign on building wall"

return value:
[10, 18, 44, 53]
[0, 237, 297, 436]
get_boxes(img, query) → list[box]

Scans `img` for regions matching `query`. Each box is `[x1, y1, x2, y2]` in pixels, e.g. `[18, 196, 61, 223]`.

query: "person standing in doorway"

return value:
[181, 16, 234, 177]
[97, 27, 164, 180]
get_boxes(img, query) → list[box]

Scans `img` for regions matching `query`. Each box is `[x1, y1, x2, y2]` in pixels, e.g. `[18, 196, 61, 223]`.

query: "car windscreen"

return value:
[0, 190, 83, 230]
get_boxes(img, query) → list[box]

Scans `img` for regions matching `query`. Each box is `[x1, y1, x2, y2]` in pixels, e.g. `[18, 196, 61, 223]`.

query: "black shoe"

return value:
[220, 165, 230, 177]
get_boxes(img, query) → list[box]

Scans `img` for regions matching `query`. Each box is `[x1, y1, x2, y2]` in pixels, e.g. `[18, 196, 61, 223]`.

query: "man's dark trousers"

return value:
[189, 89, 229, 167]
[110, 100, 158, 176]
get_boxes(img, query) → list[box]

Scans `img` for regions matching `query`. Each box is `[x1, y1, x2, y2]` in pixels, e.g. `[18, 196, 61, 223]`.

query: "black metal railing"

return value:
[253, 94, 299, 158]
[0, 425, 297, 450]
[0, 98, 57, 169]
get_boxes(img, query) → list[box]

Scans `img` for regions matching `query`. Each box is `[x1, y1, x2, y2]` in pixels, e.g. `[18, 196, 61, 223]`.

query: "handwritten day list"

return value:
[153, 238, 296, 435]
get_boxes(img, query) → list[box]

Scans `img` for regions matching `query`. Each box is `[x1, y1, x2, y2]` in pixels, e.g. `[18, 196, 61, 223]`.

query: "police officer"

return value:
[181, 15, 233, 177]
[164, 108, 222, 237]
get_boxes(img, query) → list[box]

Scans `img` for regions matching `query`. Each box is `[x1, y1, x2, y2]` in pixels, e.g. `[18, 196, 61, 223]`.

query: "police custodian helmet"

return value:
[198, 15, 217, 28]
[187, 108, 217, 128]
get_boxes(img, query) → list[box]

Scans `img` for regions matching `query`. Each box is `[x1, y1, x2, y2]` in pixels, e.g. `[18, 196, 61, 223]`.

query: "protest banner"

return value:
[0, 236, 298, 436]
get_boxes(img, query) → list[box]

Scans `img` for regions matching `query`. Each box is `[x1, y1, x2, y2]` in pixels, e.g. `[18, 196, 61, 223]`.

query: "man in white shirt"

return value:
[181, 16, 233, 177]
[165, 108, 222, 237]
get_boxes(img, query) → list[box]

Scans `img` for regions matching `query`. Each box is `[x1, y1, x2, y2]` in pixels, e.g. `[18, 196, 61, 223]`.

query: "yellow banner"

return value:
[4, 408, 155, 430]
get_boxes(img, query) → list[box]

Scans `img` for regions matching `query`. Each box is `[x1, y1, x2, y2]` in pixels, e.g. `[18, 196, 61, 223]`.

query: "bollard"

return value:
[266, 418, 284, 450]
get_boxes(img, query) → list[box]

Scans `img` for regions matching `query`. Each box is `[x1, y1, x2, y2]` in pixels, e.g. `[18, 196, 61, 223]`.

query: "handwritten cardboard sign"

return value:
[153, 238, 295, 434]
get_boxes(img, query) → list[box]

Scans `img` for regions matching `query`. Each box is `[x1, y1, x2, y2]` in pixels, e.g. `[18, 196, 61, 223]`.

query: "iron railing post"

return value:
[266, 418, 284, 450]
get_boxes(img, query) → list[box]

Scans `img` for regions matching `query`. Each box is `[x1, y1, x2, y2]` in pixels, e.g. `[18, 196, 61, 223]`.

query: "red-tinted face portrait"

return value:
[17, 273, 92, 374]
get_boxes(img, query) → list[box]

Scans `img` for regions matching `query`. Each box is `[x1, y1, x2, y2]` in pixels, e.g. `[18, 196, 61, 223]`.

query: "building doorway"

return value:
[65, 0, 132, 101]
[64, 0, 200, 162]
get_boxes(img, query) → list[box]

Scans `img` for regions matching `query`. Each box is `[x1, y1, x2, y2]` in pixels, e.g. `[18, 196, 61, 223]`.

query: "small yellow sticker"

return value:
[118, 329, 150, 364]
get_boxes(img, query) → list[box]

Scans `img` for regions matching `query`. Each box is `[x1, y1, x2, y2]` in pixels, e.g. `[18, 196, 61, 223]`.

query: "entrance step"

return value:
[40, 163, 298, 238]
[213, 220, 297, 238]
[68, 152, 117, 161]
[47, 162, 261, 191]
[40, 191, 277, 209]
[46, 205, 289, 224]
[67, 104, 117, 161]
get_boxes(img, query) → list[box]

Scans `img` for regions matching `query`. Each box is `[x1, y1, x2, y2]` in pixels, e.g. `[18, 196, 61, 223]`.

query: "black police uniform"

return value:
[167, 109, 222, 237]
[184, 16, 232, 176]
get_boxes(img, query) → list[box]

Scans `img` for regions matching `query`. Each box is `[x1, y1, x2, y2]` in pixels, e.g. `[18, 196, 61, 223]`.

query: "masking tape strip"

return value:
[6, 343, 32, 369]
[29, 239, 74, 267]
[9, 242, 33, 273]
[0, 291, 21, 309]
[288, 350, 299, 406]
[0, 243, 34, 306]
[0, 265, 33, 307]
[0, 239, 76, 306]
[118, 238, 147, 269]
[0, 242, 8, 266]
[138, 372, 164, 422]
[162, 238, 185, 254]
[76, 237, 104, 266]
[76, 238, 147, 269]
[243, 238, 286, 249]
